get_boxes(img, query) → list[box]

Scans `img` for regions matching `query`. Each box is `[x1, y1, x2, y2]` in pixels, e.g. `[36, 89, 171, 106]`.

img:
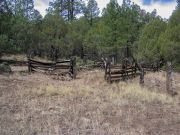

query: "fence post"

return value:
[28, 58, 31, 73]
[139, 64, 144, 85]
[112, 57, 115, 65]
[108, 64, 111, 83]
[122, 68, 125, 81]
[70, 59, 72, 76]
[74, 57, 76, 79]
[70, 57, 76, 79]
[166, 62, 173, 96]
[134, 66, 137, 77]
[104, 62, 108, 80]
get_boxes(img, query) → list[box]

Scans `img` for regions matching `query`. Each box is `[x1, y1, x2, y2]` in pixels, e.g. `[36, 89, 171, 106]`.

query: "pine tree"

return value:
[5, 0, 35, 20]
[84, 0, 99, 26]
[24, 0, 34, 20]
[137, 19, 167, 63]
[169, 6, 180, 27]
[177, 0, 180, 8]
[0, 0, 11, 13]
[47, 0, 85, 21]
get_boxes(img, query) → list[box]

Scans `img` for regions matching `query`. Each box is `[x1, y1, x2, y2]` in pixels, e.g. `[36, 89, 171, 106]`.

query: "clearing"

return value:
[0, 66, 180, 135]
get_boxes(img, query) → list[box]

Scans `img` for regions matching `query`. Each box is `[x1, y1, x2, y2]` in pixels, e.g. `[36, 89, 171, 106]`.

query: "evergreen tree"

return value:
[0, 0, 11, 13]
[137, 19, 167, 63]
[157, 7, 180, 70]
[169, 7, 180, 27]
[47, 0, 85, 21]
[177, 0, 180, 8]
[84, 0, 100, 26]
[24, 0, 34, 20]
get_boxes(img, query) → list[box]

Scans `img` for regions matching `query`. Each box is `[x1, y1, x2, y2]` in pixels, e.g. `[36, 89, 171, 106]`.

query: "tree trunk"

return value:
[70, 0, 74, 21]
[67, 0, 70, 21]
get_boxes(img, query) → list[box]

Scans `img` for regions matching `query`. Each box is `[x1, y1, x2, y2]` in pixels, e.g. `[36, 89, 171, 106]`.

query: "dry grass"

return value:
[0, 68, 180, 135]
[0, 54, 53, 63]
[32, 70, 175, 104]
[146, 71, 166, 82]
[0, 54, 27, 61]
[106, 82, 174, 104]
[33, 84, 73, 96]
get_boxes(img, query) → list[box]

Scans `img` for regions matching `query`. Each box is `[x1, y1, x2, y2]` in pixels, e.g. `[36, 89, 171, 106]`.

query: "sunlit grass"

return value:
[32, 73, 174, 104]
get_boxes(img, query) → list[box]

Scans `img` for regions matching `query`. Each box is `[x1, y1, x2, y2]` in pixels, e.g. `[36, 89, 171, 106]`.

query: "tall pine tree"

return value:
[84, 0, 99, 26]
[47, 0, 85, 21]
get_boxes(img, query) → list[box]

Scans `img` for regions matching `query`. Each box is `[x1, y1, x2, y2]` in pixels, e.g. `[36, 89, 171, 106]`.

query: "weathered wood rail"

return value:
[142, 64, 159, 72]
[105, 63, 138, 83]
[28, 58, 76, 78]
[104, 61, 161, 83]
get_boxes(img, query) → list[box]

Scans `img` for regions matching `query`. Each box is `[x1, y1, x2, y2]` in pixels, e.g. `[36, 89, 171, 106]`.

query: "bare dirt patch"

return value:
[0, 67, 180, 135]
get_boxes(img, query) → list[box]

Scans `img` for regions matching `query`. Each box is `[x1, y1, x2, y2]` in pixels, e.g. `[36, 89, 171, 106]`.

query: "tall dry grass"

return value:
[32, 70, 174, 104]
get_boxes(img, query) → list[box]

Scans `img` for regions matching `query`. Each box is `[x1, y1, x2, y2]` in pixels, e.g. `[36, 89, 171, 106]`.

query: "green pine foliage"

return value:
[158, 8, 180, 70]
[0, 0, 179, 71]
[136, 18, 167, 63]
[137, 5, 180, 71]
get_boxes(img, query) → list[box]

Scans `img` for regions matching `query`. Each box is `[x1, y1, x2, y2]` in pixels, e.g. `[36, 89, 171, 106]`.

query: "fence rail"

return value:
[142, 65, 159, 72]
[28, 58, 76, 78]
[104, 61, 161, 83]
[105, 63, 138, 83]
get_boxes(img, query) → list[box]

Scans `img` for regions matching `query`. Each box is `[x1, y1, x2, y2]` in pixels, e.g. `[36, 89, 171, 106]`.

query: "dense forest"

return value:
[0, 0, 180, 70]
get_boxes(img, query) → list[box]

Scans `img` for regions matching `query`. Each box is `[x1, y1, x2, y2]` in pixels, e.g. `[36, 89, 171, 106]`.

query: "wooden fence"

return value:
[28, 58, 76, 78]
[104, 61, 161, 83]
[105, 63, 137, 83]
[139, 60, 162, 72]
[142, 64, 159, 72]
